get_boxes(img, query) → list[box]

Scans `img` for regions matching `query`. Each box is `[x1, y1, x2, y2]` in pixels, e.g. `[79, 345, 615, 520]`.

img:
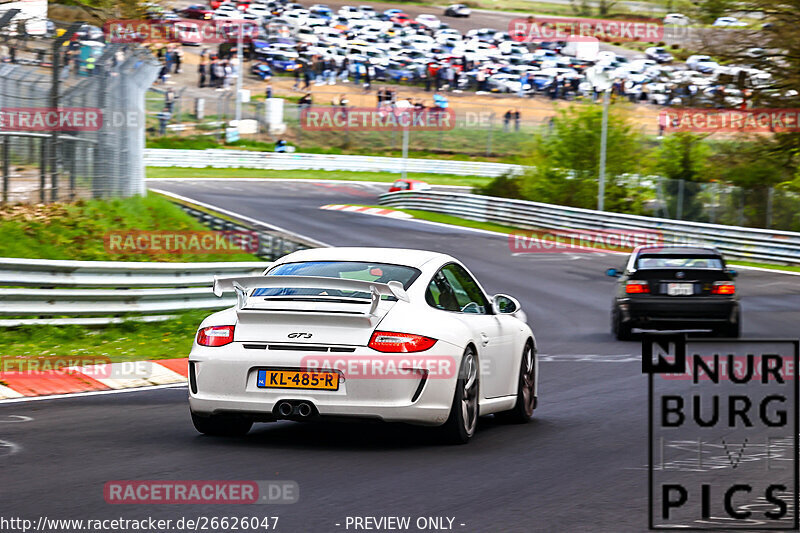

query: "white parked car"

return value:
[686, 54, 720, 73]
[246, 3, 272, 19]
[189, 247, 539, 444]
[357, 5, 378, 17]
[444, 3, 471, 17]
[337, 5, 364, 19]
[416, 14, 442, 29]
[713, 16, 747, 27]
[663, 13, 690, 25]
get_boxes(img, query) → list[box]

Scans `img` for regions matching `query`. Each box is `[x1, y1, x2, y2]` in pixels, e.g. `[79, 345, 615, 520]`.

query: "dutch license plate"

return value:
[257, 369, 339, 390]
[667, 283, 694, 296]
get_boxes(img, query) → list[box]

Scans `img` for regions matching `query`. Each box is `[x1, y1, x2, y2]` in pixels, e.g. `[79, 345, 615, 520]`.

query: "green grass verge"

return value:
[145, 135, 530, 163]
[727, 261, 800, 273]
[146, 166, 492, 188]
[0, 193, 260, 262]
[1, 311, 209, 362]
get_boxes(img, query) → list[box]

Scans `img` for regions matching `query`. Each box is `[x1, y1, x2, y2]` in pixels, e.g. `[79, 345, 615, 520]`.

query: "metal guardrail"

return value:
[143, 149, 524, 178]
[379, 190, 800, 264]
[0, 191, 321, 327]
[0, 258, 269, 288]
[0, 260, 272, 326]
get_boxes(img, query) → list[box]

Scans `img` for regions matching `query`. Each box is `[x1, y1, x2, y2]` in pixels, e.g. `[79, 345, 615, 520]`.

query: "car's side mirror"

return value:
[606, 268, 622, 277]
[725, 269, 738, 278]
[493, 294, 520, 314]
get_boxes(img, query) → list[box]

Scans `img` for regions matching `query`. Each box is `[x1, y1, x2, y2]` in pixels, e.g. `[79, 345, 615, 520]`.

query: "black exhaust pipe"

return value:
[277, 401, 293, 417]
[297, 402, 313, 417]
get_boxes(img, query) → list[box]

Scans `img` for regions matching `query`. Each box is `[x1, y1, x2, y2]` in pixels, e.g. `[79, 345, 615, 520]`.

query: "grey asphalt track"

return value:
[1, 179, 797, 533]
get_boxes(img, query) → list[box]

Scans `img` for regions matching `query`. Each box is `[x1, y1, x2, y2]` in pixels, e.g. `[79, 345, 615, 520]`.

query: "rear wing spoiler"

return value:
[212, 275, 410, 314]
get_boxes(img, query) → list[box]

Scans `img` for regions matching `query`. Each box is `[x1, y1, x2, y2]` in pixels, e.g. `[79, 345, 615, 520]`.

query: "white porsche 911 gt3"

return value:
[189, 247, 537, 443]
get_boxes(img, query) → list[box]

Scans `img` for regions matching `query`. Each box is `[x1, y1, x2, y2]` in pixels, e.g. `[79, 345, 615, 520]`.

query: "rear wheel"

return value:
[191, 411, 252, 437]
[716, 311, 741, 338]
[496, 340, 536, 423]
[612, 307, 633, 341]
[440, 346, 479, 444]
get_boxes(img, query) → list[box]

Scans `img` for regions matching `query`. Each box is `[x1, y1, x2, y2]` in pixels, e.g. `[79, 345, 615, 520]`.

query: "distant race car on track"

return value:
[607, 245, 740, 340]
[189, 247, 538, 444]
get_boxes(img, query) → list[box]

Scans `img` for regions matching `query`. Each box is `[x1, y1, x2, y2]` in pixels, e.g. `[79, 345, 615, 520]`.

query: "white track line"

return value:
[149, 188, 330, 248]
[0, 383, 188, 404]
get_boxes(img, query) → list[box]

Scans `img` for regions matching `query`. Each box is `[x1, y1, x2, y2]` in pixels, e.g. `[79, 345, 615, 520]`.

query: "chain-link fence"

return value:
[0, 33, 159, 204]
[146, 89, 552, 158]
[651, 178, 800, 232]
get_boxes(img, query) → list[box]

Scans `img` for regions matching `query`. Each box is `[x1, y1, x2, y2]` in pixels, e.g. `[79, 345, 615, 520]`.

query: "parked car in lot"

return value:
[607, 246, 740, 340]
[713, 16, 747, 27]
[686, 54, 720, 73]
[180, 4, 214, 20]
[645, 46, 673, 63]
[663, 13, 690, 25]
[444, 3, 471, 17]
[416, 14, 442, 29]
[190, 247, 539, 443]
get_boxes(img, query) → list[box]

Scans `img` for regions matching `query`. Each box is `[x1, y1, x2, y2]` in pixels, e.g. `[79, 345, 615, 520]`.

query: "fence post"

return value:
[486, 113, 494, 157]
[766, 186, 773, 229]
[2, 135, 7, 204]
[39, 137, 46, 203]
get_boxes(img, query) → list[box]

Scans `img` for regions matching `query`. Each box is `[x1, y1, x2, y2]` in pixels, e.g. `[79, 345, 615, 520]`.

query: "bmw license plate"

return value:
[257, 369, 339, 390]
[666, 283, 694, 296]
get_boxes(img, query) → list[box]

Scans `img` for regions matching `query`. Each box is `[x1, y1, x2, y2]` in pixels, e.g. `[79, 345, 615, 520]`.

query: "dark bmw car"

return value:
[607, 246, 740, 340]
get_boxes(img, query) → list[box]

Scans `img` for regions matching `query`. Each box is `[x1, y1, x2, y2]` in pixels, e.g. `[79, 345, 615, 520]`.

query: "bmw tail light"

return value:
[368, 331, 437, 353]
[625, 280, 650, 294]
[712, 282, 736, 295]
[197, 325, 235, 347]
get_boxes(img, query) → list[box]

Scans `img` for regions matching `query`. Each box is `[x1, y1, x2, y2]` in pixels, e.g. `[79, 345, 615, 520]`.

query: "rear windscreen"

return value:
[635, 255, 723, 270]
[254, 261, 421, 298]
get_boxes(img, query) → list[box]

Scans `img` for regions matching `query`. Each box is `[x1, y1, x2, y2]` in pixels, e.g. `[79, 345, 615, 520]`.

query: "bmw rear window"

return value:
[635, 255, 724, 269]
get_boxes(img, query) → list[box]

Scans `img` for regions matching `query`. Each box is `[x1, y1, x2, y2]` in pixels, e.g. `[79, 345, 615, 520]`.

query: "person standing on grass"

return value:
[503, 109, 511, 132]
[293, 64, 302, 90]
[265, 83, 273, 99]
[514, 109, 520, 132]
[198, 57, 207, 88]
[213, 60, 225, 89]
[157, 106, 171, 136]
[165, 88, 176, 113]
[174, 46, 183, 74]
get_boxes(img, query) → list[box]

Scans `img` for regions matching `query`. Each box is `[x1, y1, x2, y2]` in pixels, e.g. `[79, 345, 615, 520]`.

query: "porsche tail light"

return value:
[197, 325, 235, 347]
[625, 280, 650, 294]
[712, 282, 736, 295]
[368, 331, 437, 353]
